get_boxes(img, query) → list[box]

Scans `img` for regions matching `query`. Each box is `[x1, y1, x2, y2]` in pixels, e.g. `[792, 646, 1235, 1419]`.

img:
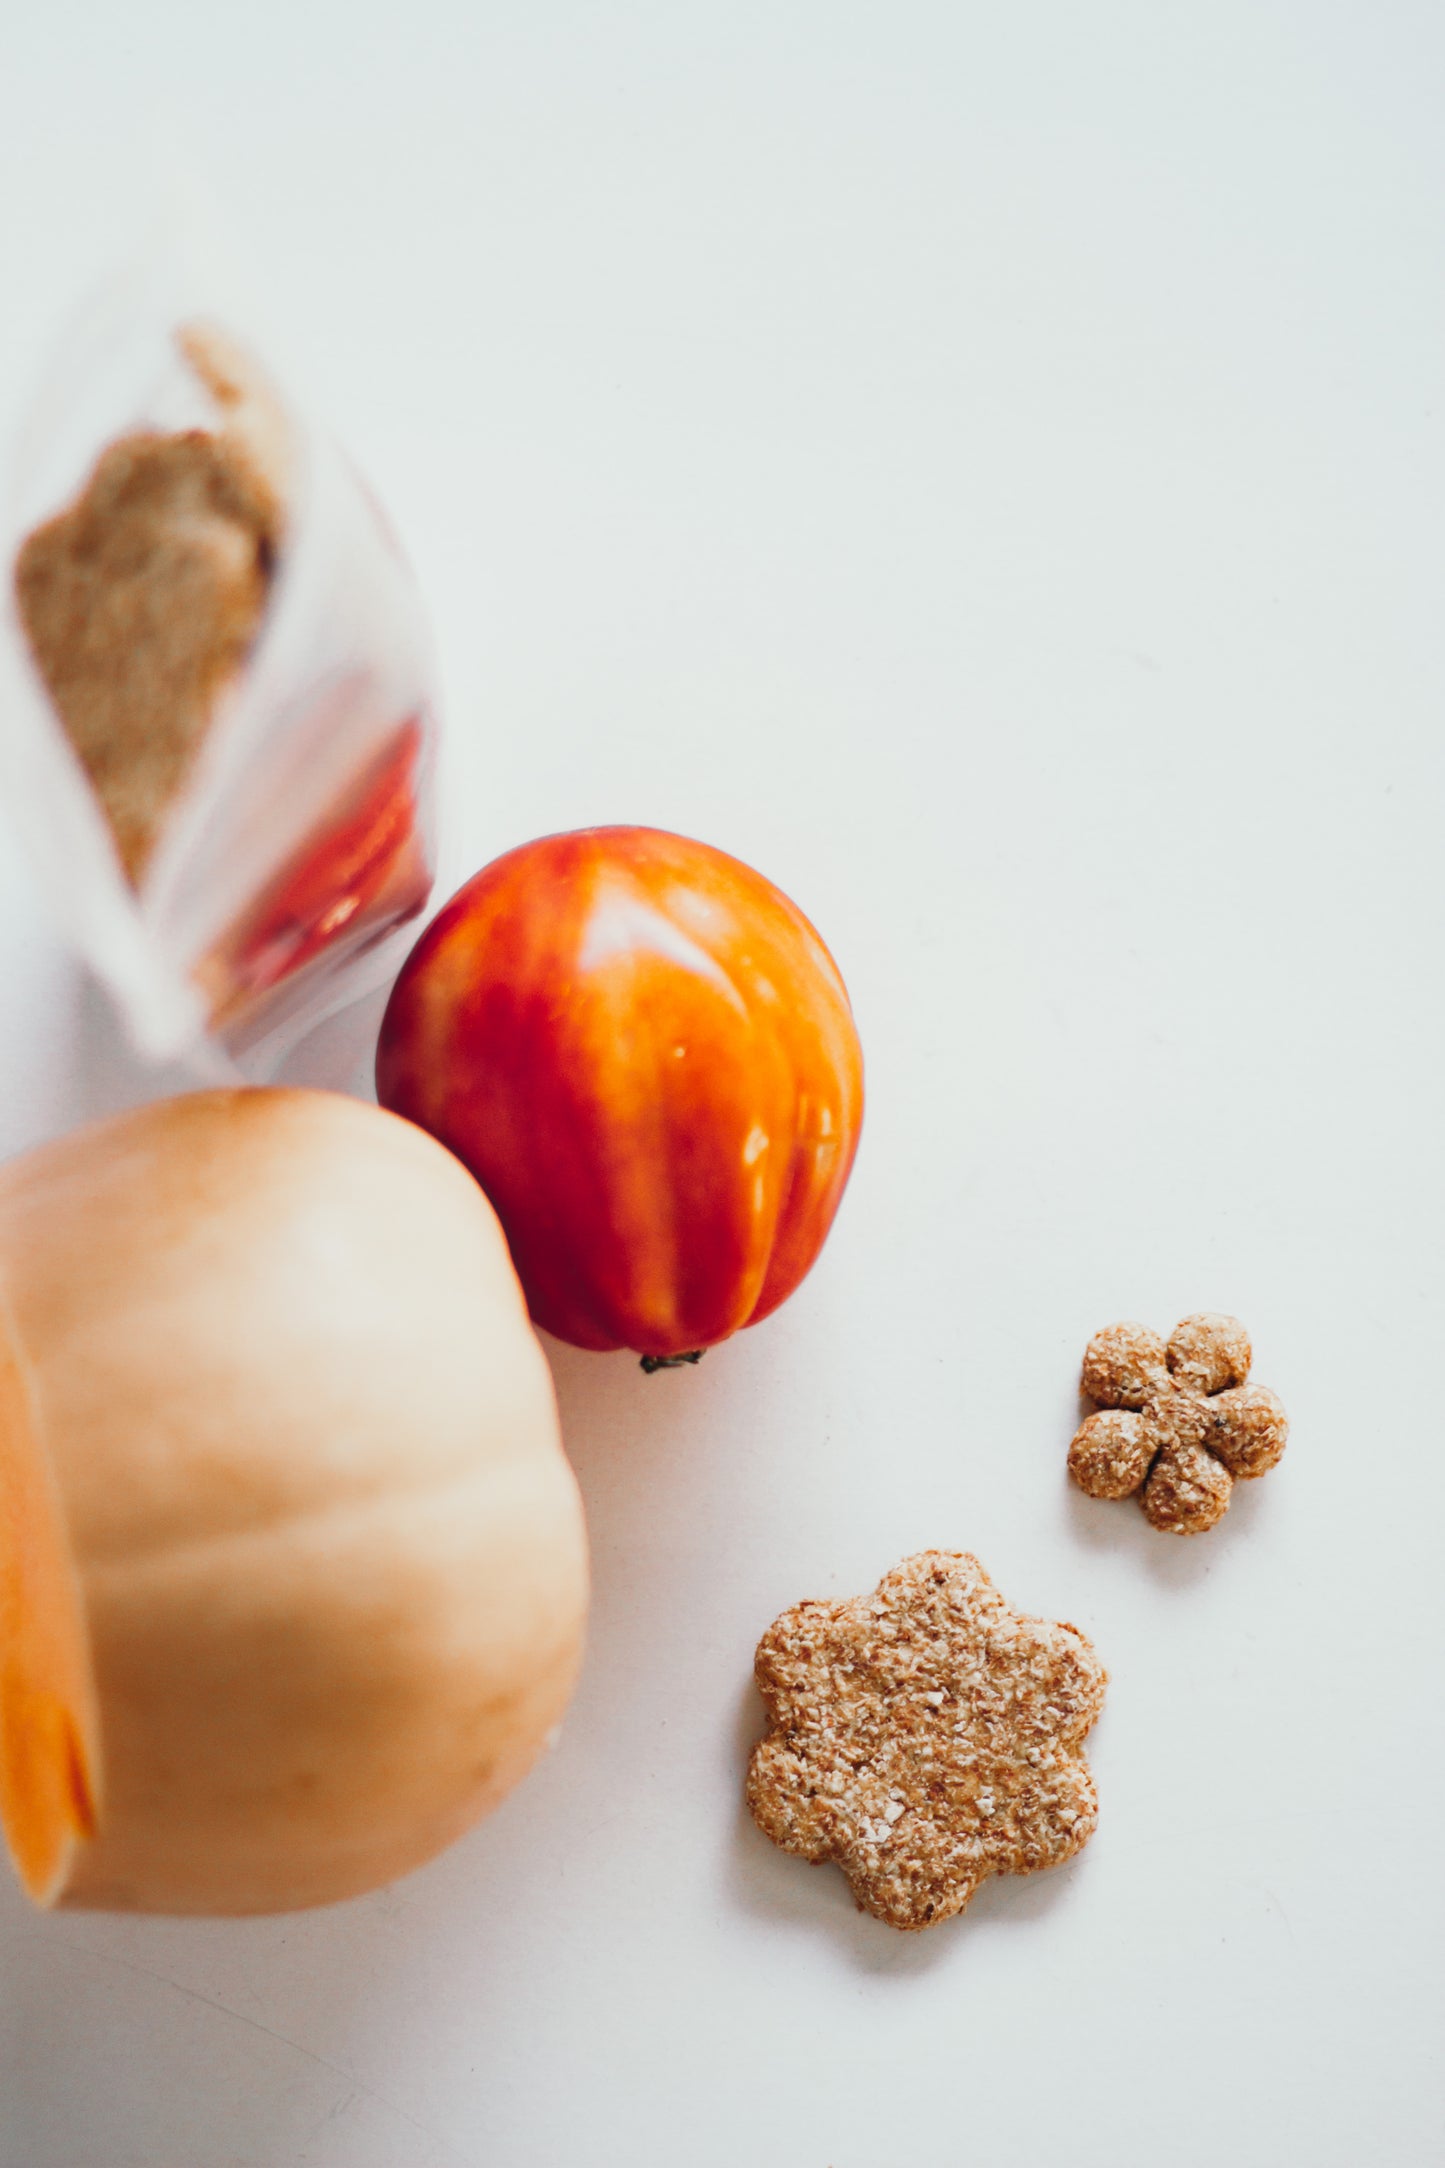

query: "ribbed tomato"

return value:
[376, 827, 864, 1359]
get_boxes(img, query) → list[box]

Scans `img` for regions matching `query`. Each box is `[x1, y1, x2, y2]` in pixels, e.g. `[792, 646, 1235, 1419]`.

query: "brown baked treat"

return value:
[1068, 1312, 1288, 1534]
[13, 323, 287, 885]
[745, 1551, 1106, 1931]
[178, 320, 290, 510]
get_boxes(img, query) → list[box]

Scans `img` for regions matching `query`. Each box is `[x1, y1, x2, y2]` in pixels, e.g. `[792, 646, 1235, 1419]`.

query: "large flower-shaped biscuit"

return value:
[1068, 1312, 1288, 1534]
[745, 1551, 1106, 1931]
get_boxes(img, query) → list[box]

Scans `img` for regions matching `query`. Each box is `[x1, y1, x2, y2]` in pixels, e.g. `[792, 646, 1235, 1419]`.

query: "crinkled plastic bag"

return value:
[0, 258, 438, 1080]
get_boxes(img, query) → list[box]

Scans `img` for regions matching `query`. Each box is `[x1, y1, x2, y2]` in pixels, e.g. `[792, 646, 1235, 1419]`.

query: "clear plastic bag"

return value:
[0, 255, 438, 1080]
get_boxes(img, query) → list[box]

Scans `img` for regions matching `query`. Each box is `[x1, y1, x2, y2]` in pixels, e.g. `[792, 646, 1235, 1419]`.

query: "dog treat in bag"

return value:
[0, 270, 438, 1076]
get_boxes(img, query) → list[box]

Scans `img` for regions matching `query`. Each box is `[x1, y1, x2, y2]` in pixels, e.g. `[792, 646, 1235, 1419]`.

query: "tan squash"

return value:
[0, 1088, 588, 1915]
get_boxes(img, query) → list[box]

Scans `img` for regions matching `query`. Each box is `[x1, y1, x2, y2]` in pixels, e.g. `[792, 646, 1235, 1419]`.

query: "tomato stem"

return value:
[639, 1351, 705, 1374]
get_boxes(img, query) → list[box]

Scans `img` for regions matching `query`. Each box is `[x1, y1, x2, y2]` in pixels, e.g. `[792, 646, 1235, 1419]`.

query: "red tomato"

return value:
[375, 827, 864, 1358]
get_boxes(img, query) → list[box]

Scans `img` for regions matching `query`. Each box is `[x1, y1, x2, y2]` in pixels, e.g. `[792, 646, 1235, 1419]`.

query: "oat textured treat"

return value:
[745, 1551, 1106, 1931]
[13, 323, 288, 885]
[1068, 1312, 1288, 1534]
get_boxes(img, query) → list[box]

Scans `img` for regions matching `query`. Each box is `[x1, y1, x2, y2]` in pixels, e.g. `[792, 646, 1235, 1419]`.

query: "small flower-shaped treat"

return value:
[745, 1551, 1106, 1931]
[1068, 1312, 1288, 1534]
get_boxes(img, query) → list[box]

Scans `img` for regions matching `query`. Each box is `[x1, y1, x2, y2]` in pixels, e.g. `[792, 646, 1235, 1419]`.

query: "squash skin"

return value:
[0, 1089, 588, 1915]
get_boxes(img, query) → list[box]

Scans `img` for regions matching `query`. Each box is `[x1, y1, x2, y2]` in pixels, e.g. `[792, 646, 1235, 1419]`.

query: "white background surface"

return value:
[1, 5, 1443, 2163]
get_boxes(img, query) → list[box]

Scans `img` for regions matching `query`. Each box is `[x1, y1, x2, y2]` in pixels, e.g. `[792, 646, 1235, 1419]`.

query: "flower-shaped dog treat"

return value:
[1068, 1312, 1288, 1534]
[745, 1551, 1106, 1931]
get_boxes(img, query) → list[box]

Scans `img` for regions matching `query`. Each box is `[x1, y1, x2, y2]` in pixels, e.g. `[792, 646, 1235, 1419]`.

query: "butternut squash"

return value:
[0, 1089, 587, 1914]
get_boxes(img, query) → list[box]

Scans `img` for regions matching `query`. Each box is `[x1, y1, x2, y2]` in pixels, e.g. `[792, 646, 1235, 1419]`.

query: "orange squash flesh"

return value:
[0, 1316, 99, 1904]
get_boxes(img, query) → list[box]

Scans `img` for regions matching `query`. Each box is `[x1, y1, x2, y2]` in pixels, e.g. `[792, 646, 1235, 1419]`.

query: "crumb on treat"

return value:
[745, 1550, 1107, 1931]
[13, 323, 288, 885]
[1068, 1312, 1288, 1534]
